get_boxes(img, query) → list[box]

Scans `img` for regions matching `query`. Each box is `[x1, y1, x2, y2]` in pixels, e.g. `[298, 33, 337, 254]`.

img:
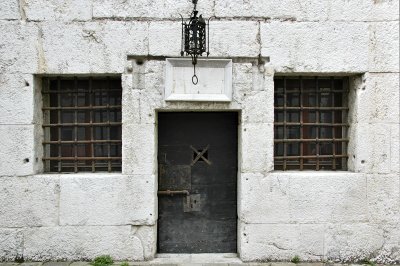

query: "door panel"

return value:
[157, 112, 238, 253]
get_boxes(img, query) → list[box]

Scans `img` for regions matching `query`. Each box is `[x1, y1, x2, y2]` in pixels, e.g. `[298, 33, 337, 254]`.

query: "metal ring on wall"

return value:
[192, 75, 198, 85]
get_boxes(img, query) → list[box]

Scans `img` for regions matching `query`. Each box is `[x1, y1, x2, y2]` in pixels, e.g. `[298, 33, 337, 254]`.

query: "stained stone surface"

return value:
[0, 0, 399, 263]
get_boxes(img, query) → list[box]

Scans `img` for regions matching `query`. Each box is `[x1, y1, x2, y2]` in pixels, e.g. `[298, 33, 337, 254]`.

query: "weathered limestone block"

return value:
[134, 225, 157, 260]
[93, 0, 214, 19]
[144, 60, 165, 96]
[369, 22, 400, 72]
[0, 176, 59, 227]
[129, 60, 146, 90]
[391, 124, 399, 173]
[261, 22, 369, 73]
[232, 63, 253, 86]
[241, 123, 274, 173]
[328, 0, 372, 21]
[375, 224, 400, 263]
[350, 123, 391, 174]
[239, 172, 290, 223]
[215, 0, 399, 22]
[139, 90, 163, 124]
[122, 123, 156, 175]
[232, 83, 251, 104]
[148, 21, 183, 56]
[40, 21, 148, 73]
[0, 21, 38, 73]
[0, 74, 35, 124]
[59, 174, 156, 226]
[24, 0, 92, 21]
[233, 63, 271, 104]
[0, 125, 36, 176]
[329, 0, 399, 21]
[122, 89, 154, 125]
[367, 174, 400, 223]
[0, 229, 23, 261]
[324, 223, 385, 262]
[0, 0, 19, 20]
[148, 20, 259, 57]
[122, 73, 138, 124]
[352, 73, 400, 124]
[23, 225, 155, 261]
[240, 172, 367, 223]
[209, 21, 259, 57]
[122, 60, 166, 124]
[122, 72, 158, 124]
[368, 0, 400, 21]
[240, 222, 324, 262]
[288, 172, 367, 223]
[242, 89, 274, 124]
[215, 0, 327, 21]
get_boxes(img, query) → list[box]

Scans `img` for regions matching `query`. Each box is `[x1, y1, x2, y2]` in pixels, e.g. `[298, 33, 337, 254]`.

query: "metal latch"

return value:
[183, 194, 201, 212]
[157, 190, 201, 212]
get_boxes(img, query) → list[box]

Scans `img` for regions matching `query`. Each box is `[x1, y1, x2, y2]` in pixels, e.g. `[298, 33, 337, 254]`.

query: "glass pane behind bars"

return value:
[274, 77, 349, 171]
[42, 77, 122, 173]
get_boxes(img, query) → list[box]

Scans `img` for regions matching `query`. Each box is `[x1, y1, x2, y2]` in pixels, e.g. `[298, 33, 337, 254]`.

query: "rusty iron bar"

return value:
[275, 106, 348, 110]
[275, 89, 347, 93]
[57, 78, 62, 172]
[42, 122, 121, 127]
[274, 138, 348, 143]
[299, 76, 304, 169]
[331, 77, 337, 170]
[42, 157, 122, 161]
[158, 190, 190, 196]
[275, 154, 348, 159]
[74, 77, 78, 173]
[315, 77, 320, 170]
[42, 105, 121, 110]
[283, 77, 287, 170]
[274, 122, 348, 126]
[107, 77, 112, 172]
[43, 140, 121, 144]
[42, 89, 121, 94]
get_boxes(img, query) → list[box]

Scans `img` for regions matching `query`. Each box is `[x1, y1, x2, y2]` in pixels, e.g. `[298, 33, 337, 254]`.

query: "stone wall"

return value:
[0, 0, 399, 263]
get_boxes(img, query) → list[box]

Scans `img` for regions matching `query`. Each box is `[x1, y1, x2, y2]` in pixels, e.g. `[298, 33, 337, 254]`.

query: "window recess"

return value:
[274, 76, 349, 171]
[42, 77, 122, 173]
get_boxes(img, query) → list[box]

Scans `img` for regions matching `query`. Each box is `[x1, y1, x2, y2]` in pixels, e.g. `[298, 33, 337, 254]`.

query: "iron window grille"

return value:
[42, 77, 122, 173]
[274, 76, 349, 171]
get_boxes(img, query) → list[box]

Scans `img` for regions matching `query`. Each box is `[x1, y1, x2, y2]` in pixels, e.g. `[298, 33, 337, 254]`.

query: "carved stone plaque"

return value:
[165, 58, 233, 102]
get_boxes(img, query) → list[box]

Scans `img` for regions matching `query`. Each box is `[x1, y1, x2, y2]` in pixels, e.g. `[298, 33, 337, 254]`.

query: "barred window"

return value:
[42, 77, 122, 173]
[274, 77, 349, 171]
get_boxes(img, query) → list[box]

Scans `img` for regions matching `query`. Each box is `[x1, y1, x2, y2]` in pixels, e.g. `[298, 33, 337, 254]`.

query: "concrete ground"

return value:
[0, 254, 392, 266]
[0, 263, 390, 266]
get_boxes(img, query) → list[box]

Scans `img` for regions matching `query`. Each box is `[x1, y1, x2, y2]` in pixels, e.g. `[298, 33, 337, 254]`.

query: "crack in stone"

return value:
[18, 0, 27, 21]
[256, 20, 262, 56]
[82, 30, 101, 43]
[37, 25, 48, 73]
[132, 225, 145, 260]
[270, 242, 289, 251]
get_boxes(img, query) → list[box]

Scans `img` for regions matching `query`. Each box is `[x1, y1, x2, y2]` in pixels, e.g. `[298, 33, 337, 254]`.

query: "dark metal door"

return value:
[157, 112, 238, 253]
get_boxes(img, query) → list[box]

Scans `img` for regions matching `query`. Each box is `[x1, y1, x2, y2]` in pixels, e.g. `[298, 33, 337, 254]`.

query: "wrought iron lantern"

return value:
[180, 0, 213, 85]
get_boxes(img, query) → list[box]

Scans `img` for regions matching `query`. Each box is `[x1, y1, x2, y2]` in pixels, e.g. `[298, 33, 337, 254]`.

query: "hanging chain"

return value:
[191, 54, 198, 85]
[192, 63, 198, 85]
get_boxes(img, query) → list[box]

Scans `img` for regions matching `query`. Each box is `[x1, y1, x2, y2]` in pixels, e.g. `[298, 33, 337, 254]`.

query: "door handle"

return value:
[157, 190, 190, 196]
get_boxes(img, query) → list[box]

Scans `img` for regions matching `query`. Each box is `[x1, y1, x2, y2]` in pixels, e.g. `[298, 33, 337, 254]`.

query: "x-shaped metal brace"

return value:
[190, 145, 211, 166]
